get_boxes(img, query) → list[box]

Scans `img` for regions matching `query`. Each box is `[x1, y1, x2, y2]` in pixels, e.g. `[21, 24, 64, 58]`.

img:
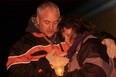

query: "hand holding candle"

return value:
[53, 56, 69, 76]
[46, 49, 69, 76]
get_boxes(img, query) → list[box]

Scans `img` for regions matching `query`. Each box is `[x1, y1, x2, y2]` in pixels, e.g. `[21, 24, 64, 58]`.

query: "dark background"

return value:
[0, 0, 116, 77]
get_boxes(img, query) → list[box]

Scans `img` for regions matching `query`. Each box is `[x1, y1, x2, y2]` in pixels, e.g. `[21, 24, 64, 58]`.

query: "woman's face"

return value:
[62, 27, 77, 46]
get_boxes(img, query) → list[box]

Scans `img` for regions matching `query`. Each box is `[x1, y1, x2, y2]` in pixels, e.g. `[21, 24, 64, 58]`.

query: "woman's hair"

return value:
[59, 16, 96, 35]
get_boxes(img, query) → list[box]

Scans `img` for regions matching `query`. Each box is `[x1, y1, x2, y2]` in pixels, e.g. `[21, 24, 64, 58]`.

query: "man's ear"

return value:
[31, 17, 36, 23]
[59, 16, 62, 23]
[35, 16, 39, 24]
[31, 16, 39, 29]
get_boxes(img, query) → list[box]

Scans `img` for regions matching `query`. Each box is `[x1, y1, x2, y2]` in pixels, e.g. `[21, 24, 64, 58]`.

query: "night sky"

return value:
[0, 1, 40, 76]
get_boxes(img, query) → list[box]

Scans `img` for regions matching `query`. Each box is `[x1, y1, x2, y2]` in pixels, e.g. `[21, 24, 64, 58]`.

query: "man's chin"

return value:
[47, 34, 54, 38]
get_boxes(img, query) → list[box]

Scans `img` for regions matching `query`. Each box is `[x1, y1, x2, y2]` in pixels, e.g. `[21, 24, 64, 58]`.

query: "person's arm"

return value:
[6, 36, 56, 77]
[8, 57, 54, 77]
[65, 63, 107, 77]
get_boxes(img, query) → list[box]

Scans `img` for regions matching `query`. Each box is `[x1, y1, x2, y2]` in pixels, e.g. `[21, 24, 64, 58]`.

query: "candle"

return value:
[54, 66, 64, 76]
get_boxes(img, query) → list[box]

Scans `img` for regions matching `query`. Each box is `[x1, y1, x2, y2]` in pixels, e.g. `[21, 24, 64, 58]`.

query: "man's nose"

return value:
[49, 23, 54, 30]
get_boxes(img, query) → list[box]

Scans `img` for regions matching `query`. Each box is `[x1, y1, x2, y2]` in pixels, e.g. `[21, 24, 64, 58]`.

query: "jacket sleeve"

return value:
[8, 57, 56, 77]
[64, 63, 107, 77]
[7, 34, 57, 77]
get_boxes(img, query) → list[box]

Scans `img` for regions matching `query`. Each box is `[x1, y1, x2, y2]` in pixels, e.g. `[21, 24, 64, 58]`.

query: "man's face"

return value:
[36, 7, 59, 38]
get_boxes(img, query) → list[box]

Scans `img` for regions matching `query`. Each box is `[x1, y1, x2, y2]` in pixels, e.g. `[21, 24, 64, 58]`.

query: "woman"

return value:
[59, 16, 116, 77]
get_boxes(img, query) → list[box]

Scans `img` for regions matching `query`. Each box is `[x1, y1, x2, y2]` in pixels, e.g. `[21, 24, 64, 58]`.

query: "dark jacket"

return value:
[65, 35, 115, 77]
[6, 16, 68, 77]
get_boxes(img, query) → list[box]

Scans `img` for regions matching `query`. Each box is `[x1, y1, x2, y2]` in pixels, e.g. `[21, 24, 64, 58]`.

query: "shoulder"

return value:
[16, 32, 38, 43]
[9, 32, 42, 55]
[82, 38, 109, 63]
[82, 38, 103, 51]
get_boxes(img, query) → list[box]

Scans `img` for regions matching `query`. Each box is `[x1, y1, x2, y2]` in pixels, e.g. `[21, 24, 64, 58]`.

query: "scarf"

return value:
[67, 33, 89, 59]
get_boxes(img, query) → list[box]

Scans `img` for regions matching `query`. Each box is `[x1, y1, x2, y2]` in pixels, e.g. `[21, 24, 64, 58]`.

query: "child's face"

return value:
[62, 27, 77, 46]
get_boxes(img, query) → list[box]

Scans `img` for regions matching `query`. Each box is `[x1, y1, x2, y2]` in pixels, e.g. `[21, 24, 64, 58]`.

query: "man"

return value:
[6, 1, 69, 77]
